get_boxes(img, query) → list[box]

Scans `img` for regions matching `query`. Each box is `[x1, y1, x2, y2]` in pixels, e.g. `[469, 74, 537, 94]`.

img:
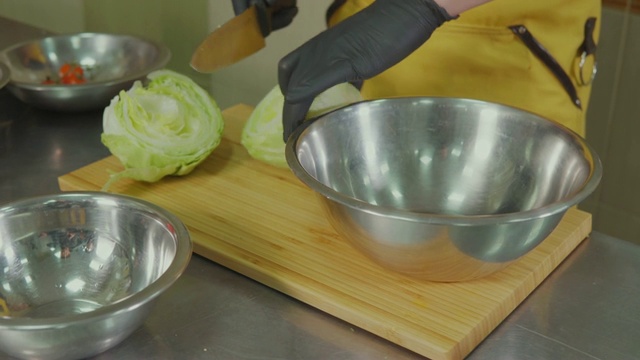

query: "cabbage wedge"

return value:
[101, 69, 224, 190]
[242, 83, 363, 168]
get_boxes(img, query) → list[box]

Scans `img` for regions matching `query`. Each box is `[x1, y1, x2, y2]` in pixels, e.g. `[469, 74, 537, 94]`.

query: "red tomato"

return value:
[57, 63, 86, 84]
[71, 66, 83, 78]
[61, 74, 86, 85]
[45, 63, 87, 85]
[58, 63, 72, 78]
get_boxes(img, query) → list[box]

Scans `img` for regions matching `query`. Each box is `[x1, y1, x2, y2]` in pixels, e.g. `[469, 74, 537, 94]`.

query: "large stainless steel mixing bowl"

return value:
[1, 32, 170, 112]
[286, 97, 602, 282]
[0, 192, 192, 360]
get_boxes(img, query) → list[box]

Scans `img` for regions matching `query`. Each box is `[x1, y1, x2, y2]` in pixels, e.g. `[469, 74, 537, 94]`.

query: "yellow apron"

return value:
[328, 0, 601, 137]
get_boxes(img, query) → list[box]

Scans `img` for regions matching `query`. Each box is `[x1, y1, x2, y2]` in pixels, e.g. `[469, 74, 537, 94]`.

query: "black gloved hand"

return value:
[278, 0, 456, 142]
[232, 0, 298, 37]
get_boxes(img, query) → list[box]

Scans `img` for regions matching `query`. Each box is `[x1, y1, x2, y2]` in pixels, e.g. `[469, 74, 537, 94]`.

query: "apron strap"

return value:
[510, 24, 582, 110]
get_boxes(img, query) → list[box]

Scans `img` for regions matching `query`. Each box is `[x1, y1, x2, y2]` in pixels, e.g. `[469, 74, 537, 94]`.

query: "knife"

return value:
[190, 5, 265, 73]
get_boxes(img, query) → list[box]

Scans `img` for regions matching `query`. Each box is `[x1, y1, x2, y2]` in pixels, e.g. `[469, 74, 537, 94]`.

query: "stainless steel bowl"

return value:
[1, 32, 170, 112]
[0, 62, 9, 90]
[0, 192, 192, 360]
[286, 97, 602, 282]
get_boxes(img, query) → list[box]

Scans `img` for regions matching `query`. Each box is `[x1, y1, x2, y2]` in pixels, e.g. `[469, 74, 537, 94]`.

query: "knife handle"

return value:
[232, 0, 298, 37]
[269, 0, 298, 31]
[253, 1, 271, 37]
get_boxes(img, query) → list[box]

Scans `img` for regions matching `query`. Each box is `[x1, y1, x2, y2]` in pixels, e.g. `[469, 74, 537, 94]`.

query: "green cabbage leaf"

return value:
[241, 83, 363, 168]
[101, 69, 224, 190]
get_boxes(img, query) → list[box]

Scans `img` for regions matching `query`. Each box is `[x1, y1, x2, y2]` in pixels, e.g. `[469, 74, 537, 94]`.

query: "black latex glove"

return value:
[232, 0, 298, 37]
[278, 0, 456, 142]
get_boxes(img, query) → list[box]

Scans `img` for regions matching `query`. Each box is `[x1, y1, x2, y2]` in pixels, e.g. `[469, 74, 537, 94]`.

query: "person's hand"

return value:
[278, 0, 456, 141]
[232, 0, 298, 37]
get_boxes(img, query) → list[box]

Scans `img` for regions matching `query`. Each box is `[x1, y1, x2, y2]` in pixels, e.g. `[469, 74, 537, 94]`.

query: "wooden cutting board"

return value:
[59, 104, 592, 360]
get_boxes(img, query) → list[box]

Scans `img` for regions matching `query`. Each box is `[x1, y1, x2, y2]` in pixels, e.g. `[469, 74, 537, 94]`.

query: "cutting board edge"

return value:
[187, 207, 591, 360]
[455, 210, 591, 358]
[191, 233, 459, 360]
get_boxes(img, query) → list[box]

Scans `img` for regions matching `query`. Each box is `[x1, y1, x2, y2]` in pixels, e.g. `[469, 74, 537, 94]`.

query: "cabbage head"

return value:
[101, 69, 224, 190]
[241, 83, 363, 168]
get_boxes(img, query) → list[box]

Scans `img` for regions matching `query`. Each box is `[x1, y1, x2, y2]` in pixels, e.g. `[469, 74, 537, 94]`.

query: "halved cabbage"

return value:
[241, 83, 363, 168]
[101, 69, 224, 190]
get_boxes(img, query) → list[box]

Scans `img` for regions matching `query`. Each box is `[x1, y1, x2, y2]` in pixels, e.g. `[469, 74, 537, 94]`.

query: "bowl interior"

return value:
[2, 33, 168, 86]
[0, 194, 183, 319]
[292, 98, 598, 217]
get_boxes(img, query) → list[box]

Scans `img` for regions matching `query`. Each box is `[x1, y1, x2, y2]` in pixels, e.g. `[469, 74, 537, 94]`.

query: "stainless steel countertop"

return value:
[1, 16, 639, 360]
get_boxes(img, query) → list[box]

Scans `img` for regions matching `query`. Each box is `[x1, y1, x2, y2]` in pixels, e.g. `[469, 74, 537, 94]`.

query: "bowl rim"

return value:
[285, 97, 603, 226]
[1, 32, 171, 91]
[0, 191, 192, 329]
[0, 61, 9, 90]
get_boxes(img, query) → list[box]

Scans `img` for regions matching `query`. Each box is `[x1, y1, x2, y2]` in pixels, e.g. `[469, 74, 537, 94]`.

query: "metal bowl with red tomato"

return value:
[1, 32, 170, 112]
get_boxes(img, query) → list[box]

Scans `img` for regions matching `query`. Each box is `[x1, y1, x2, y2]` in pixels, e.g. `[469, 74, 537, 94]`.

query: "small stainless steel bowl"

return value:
[286, 97, 602, 282]
[1, 32, 170, 112]
[0, 192, 192, 360]
[0, 62, 9, 90]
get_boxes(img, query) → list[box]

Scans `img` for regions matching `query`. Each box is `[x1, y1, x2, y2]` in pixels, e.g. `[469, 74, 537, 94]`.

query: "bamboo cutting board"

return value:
[59, 104, 592, 360]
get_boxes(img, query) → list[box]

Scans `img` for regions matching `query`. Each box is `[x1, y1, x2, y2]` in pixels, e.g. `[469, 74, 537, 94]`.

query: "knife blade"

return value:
[190, 5, 265, 73]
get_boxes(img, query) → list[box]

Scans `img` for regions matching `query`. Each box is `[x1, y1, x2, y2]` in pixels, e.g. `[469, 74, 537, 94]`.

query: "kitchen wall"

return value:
[0, 0, 639, 244]
[0, 0, 84, 32]
[581, 3, 640, 245]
